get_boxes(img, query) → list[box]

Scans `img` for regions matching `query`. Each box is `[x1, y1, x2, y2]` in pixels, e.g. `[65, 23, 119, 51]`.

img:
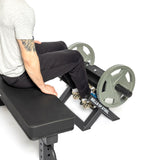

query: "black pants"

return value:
[2, 41, 90, 98]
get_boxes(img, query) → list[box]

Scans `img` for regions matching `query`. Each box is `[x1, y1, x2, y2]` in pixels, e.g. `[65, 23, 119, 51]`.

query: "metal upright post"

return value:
[39, 135, 58, 160]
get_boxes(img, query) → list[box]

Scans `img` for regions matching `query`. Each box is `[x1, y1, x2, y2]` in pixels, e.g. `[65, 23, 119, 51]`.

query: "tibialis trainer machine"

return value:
[0, 42, 135, 160]
[60, 42, 135, 130]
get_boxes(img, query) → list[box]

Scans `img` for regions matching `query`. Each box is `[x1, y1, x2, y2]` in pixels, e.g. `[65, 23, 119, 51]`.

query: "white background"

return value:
[0, 0, 160, 160]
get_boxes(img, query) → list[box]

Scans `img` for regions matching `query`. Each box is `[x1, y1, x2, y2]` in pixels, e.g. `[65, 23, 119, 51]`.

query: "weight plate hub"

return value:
[97, 65, 135, 108]
[68, 42, 95, 65]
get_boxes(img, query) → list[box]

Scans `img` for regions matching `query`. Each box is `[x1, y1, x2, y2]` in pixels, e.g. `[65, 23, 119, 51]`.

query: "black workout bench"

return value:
[0, 75, 75, 160]
[0, 62, 121, 160]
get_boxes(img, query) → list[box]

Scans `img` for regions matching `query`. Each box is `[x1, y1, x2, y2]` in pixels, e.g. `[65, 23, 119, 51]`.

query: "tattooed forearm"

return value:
[21, 40, 36, 52]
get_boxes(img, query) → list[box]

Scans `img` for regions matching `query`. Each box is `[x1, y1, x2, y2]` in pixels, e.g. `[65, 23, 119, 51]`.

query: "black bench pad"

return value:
[0, 76, 74, 140]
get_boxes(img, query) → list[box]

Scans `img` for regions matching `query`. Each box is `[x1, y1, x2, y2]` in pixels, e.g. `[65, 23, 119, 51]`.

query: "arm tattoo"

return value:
[21, 40, 36, 52]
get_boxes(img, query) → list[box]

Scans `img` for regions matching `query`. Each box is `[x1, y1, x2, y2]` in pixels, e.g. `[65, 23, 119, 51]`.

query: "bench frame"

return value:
[59, 86, 119, 131]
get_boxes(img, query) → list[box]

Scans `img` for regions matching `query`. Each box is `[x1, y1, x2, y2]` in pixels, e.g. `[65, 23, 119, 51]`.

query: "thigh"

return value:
[2, 71, 35, 88]
[2, 49, 82, 88]
[35, 41, 68, 55]
[38, 49, 83, 82]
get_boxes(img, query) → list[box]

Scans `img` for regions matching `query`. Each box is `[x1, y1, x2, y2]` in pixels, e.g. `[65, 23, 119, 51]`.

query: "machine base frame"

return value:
[60, 86, 120, 131]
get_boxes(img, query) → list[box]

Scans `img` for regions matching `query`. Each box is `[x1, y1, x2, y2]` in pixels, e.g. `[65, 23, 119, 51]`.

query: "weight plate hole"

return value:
[121, 95, 127, 100]
[126, 72, 130, 82]
[111, 69, 121, 76]
[83, 46, 90, 55]
[102, 81, 107, 92]
[73, 47, 77, 50]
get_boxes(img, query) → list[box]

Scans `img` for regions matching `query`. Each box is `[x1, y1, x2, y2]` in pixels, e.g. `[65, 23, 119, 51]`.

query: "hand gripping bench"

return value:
[0, 75, 75, 160]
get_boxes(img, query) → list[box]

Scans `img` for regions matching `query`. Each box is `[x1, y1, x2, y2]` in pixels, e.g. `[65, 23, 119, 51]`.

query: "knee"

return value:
[59, 41, 68, 49]
[72, 50, 84, 63]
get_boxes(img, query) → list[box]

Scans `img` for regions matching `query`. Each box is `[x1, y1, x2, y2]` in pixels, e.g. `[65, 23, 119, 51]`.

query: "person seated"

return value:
[0, 0, 96, 108]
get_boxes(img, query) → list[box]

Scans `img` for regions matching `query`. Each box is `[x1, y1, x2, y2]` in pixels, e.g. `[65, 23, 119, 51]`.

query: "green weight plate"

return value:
[68, 42, 95, 65]
[97, 65, 135, 108]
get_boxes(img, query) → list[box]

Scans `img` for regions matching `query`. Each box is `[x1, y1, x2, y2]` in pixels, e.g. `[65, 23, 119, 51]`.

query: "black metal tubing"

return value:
[39, 135, 58, 160]
[59, 85, 102, 131]
[82, 108, 102, 130]
[85, 63, 104, 88]
[74, 108, 102, 131]
[59, 89, 119, 131]
[59, 86, 72, 103]
[59, 86, 102, 131]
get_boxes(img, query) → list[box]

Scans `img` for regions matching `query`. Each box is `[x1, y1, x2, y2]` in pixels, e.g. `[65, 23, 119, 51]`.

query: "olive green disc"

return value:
[97, 65, 135, 108]
[68, 42, 95, 65]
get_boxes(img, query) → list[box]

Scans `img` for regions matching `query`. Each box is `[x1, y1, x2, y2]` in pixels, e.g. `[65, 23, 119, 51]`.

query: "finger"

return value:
[34, 40, 42, 44]
[54, 91, 58, 97]
[53, 93, 57, 96]
[50, 92, 57, 96]
[50, 90, 57, 96]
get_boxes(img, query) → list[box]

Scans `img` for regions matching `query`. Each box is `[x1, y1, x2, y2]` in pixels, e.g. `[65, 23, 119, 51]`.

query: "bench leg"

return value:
[39, 135, 58, 160]
[0, 96, 4, 106]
